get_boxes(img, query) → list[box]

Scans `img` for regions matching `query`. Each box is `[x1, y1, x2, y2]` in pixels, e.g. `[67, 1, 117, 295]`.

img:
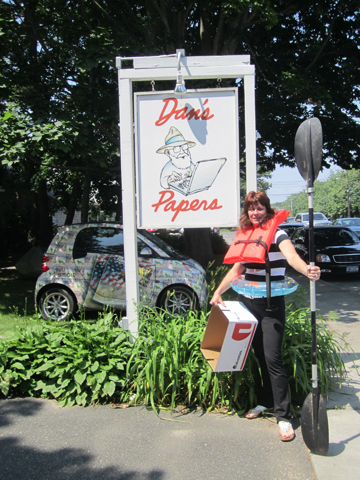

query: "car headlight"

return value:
[316, 254, 331, 262]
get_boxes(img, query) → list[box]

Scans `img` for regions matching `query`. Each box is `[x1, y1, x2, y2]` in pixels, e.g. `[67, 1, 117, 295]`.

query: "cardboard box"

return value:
[201, 301, 258, 372]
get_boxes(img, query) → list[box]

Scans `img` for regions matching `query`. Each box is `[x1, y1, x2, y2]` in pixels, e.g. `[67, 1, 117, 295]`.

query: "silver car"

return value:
[295, 212, 332, 226]
[35, 223, 207, 321]
[333, 218, 360, 238]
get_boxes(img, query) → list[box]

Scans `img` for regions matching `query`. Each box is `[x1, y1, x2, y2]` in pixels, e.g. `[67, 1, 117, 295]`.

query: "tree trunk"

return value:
[37, 180, 53, 248]
[65, 179, 80, 225]
[81, 175, 91, 223]
[184, 227, 214, 269]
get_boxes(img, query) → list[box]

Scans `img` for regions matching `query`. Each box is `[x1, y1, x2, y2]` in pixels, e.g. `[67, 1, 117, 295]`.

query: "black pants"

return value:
[241, 295, 291, 423]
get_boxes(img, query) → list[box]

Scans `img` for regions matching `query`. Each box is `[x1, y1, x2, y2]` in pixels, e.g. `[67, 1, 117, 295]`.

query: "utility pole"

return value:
[346, 171, 351, 217]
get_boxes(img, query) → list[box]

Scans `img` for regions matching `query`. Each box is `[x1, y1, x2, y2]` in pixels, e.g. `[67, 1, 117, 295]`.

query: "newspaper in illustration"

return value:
[156, 126, 226, 196]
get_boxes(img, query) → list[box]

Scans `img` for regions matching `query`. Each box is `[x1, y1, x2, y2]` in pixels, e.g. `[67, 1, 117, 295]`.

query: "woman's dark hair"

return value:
[240, 191, 276, 231]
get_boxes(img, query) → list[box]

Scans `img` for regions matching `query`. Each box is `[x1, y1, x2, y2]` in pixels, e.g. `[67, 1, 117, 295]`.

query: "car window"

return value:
[292, 229, 306, 243]
[139, 229, 186, 260]
[282, 226, 298, 237]
[314, 228, 360, 247]
[137, 237, 150, 255]
[314, 213, 326, 220]
[301, 214, 309, 221]
[73, 227, 124, 258]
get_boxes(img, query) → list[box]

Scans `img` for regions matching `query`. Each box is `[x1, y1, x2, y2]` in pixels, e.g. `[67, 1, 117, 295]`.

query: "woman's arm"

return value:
[209, 262, 245, 307]
[279, 238, 321, 280]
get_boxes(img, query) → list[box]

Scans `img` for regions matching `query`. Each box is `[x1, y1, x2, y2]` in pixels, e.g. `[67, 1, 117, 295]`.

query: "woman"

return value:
[210, 191, 321, 442]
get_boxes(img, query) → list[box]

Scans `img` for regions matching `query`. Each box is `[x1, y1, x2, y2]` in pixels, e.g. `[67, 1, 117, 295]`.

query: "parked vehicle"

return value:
[167, 227, 220, 234]
[333, 218, 360, 238]
[35, 223, 207, 321]
[285, 216, 296, 223]
[291, 225, 360, 274]
[279, 222, 304, 239]
[294, 212, 332, 226]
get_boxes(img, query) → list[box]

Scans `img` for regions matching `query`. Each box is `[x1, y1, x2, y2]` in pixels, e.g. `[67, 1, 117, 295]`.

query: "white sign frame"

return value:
[135, 88, 240, 229]
[116, 52, 256, 338]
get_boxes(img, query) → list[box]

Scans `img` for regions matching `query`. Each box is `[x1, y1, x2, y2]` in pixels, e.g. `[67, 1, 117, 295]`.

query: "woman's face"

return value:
[248, 202, 267, 227]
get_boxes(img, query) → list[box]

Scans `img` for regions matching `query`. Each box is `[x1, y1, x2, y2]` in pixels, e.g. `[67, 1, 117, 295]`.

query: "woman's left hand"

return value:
[307, 265, 321, 281]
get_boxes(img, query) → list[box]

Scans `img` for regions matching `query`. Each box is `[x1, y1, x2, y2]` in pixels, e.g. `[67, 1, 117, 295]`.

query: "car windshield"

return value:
[314, 228, 360, 247]
[139, 229, 187, 259]
[342, 218, 360, 227]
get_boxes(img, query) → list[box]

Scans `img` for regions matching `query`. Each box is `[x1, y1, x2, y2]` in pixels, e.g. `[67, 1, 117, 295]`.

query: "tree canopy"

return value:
[1, 0, 360, 258]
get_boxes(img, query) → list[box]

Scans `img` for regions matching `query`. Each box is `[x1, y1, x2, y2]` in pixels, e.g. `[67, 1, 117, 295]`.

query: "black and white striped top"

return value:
[243, 229, 289, 282]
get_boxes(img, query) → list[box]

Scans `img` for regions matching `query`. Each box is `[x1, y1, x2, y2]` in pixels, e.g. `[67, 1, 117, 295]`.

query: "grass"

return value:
[0, 268, 38, 336]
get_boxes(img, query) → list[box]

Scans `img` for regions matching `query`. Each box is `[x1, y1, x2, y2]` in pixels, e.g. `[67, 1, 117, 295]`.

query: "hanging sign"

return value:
[135, 88, 240, 229]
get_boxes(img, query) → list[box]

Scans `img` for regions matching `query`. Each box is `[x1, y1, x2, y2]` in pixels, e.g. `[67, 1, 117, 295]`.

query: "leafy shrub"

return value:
[154, 230, 185, 252]
[0, 312, 133, 406]
[210, 230, 229, 254]
[126, 307, 257, 413]
[154, 229, 228, 255]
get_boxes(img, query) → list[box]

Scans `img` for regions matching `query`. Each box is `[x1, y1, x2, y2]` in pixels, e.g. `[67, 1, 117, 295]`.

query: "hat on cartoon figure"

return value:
[156, 126, 196, 154]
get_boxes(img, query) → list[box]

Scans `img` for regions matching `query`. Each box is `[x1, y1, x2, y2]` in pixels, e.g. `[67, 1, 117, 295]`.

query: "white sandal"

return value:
[278, 421, 295, 442]
[245, 405, 268, 419]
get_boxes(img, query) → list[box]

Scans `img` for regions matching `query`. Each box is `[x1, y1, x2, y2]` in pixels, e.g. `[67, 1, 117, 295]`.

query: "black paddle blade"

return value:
[294, 117, 323, 185]
[301, 393, 329, 456]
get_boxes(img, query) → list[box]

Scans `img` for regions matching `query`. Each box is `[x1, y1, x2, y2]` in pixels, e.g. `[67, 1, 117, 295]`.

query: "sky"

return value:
[266, 164, 339, 204]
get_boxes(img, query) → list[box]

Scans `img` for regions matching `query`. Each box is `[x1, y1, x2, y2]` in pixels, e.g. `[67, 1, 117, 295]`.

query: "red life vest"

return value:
[224, 210, 290, 264]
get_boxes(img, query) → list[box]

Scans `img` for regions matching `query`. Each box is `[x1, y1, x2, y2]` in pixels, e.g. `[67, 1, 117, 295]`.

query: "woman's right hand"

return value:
[210, 291, 226, 308]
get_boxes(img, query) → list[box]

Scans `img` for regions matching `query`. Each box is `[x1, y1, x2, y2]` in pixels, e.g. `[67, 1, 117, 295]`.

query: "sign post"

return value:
[116, 52, 256, 338]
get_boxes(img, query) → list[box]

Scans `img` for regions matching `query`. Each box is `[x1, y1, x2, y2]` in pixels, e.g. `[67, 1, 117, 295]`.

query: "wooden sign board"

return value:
[135, 88, 240, 229]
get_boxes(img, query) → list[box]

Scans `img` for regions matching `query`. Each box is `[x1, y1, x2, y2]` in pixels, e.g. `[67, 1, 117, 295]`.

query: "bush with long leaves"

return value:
[126, 307, 258, 413]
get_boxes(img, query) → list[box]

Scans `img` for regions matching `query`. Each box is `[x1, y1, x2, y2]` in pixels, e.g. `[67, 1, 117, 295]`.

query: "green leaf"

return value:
[36, 361, 55, 373]
[76, 392, 89, 406]
[94, 370, 106, 384]
[102, 381, 115, 397]
[90, 361, 100, 372]
[74, 370, 86, 385]
[11, 362, 26, 370]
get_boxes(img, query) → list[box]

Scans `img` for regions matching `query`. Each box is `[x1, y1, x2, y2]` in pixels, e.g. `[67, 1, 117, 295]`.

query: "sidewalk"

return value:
[305, 277, 360, 480]
[0, 398, 317, 480]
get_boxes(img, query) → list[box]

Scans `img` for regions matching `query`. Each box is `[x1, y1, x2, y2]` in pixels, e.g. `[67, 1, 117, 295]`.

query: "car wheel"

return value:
[158, 285, 198, 314]
[38, 287, 76, 321]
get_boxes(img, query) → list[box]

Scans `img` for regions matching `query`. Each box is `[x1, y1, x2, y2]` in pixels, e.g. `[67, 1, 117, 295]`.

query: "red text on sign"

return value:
[155, 98, 214, 126]
[151, 190, 222, 222]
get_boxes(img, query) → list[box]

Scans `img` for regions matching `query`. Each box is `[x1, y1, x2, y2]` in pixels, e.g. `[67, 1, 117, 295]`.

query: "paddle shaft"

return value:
[308, 191, 319, 429]
[306, 123, 319, 428]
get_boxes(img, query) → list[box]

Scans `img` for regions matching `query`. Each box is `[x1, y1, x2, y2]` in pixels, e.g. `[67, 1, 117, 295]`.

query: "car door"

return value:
[72, 226, 127, 307]
[77, 227, 157, 308]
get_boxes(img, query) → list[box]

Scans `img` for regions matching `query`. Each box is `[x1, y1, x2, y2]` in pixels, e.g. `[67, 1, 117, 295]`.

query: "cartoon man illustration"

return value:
[156, 126, 196, 190]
